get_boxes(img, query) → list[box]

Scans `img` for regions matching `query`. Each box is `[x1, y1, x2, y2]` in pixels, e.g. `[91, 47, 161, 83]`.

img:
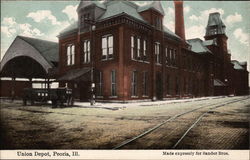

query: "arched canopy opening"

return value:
[1, 56, 47, 79]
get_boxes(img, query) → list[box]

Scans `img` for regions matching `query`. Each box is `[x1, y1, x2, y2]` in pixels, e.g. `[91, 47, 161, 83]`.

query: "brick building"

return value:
[56, 0, 248, 102]
[0, 0, 249, 101]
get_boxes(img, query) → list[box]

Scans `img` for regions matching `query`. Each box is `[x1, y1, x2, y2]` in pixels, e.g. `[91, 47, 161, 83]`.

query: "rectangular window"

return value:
[169, 49, 172, 62]
[143, 40, 146, 56]
[165, 47, 169, 66]
[137, 38, 140, 58]
[155, 42, 160, 64]
[108, 36, 113, 59]
[142, 40, 147, 61]
[82, 13, 90, 27]
[111, 70, 116, 96]
[87, 41, 90, 62]
[96, 71, 103, 96]
[66, 44, 75, 66]
[132, 71, 138, 96]
[173, 49, 177, 66]
[83, 40, 90, 63]
[143, 72, 148, 96]
[102, 37, 107, 59]
[72, 45, 75, 65]
[131, 36, 135, 60]
[84, 41, 87, 62]
[102, 35, 113, 60]
[67, 46, 71, 66]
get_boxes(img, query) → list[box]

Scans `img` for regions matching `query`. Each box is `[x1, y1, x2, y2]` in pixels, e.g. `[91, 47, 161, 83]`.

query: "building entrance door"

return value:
[79, 81, 91, 102]
[156, 72, 163, 100]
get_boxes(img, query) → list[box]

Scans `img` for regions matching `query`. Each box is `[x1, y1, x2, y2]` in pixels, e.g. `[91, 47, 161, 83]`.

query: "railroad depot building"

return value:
[0, 0, 249, 101]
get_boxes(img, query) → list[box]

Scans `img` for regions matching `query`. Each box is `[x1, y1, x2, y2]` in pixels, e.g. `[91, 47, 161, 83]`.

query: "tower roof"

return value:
[205, 12, 226, 36]
[138, 1, 165, 15]
[77, 0, 106, 12]
[207, 12, 225, 27]
[99, 1, 145, 22]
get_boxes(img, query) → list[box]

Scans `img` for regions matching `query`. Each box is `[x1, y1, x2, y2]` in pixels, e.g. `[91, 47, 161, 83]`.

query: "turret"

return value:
[204, 12, 228, 53]
[205, 12, 226, 38]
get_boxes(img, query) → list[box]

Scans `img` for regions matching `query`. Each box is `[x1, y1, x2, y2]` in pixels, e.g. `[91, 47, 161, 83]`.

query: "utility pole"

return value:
[84, 18, 96, 106]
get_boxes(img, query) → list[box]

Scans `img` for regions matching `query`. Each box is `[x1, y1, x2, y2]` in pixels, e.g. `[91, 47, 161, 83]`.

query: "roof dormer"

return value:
[77, 0, 106, 32]
[138, 1, 164, 30]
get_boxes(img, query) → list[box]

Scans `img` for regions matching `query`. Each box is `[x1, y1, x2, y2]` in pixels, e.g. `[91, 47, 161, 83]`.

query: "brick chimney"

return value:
[174, 1, 185, 40]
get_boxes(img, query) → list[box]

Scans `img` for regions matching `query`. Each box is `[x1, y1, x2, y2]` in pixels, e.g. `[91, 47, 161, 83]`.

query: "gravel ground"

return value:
[0, 96, 249, 149]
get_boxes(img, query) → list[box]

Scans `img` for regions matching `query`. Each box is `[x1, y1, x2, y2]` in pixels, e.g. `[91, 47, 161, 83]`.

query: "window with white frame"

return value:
[143, 40, 147, 60]
[83, 40, 90, 63]
[67, 45, 71, 65]
[155, 42, 160, 64]
[131, 36, 135, 60]
[137, 38, 141, 58]
[66, 44, 75, 66]
[131, 35, 147, 61]
[111, 70, 116, 96]
[131, 71, 138, 96]
[102, 35, 113, 60]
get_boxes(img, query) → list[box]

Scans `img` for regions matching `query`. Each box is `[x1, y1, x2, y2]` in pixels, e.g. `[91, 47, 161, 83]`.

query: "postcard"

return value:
[0, 0, 249, 160]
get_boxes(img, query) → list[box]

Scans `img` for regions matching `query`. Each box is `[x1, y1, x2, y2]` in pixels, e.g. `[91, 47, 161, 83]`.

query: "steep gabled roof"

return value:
[138, 1, 165, 15]
[18, 36, 58, 64]
[99, 1, 145, 22]
[187, 38, 212, 54]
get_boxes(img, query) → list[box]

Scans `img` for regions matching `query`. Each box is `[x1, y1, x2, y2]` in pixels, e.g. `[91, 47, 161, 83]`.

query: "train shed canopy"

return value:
[0, 36, 58, 79]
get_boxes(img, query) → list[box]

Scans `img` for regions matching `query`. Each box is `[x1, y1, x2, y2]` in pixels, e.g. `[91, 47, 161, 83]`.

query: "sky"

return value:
[1, 0, 250, 75]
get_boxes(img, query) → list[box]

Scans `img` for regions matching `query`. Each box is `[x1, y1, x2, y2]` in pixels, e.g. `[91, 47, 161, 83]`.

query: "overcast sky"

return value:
[1, 1, 249, 73]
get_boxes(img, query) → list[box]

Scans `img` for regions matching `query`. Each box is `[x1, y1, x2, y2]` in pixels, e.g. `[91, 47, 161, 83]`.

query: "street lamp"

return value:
[84, 18, 96, 105]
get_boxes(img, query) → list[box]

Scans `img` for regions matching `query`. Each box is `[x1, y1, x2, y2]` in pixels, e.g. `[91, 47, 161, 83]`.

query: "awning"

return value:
[57, 68, 91, 82]
[214, 79, 226, 87]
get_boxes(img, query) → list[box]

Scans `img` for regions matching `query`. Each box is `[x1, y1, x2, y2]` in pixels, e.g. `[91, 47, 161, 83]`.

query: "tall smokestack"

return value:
[174, 1, 186, 40]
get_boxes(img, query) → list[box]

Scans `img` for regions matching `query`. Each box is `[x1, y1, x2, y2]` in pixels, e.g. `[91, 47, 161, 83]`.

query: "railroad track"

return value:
[172, 96, 249, 149]
[113, 96, 249, 149]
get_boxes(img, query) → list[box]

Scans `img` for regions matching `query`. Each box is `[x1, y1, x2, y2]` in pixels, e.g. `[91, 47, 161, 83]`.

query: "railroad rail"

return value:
[171, 96, 249, 149]
[113, 96, 249, 149]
